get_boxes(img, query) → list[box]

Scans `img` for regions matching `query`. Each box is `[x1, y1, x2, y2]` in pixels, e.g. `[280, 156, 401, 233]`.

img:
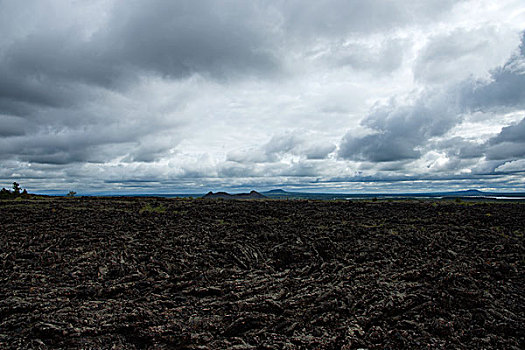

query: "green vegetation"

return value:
[12, 182, 21, 195]
[139, 203, 166, 214]
[0, 182, 29, 199]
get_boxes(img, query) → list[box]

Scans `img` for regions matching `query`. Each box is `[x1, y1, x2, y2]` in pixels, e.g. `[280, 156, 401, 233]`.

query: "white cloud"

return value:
[495, 159, 525, 173]
[0, 0, 524, 193]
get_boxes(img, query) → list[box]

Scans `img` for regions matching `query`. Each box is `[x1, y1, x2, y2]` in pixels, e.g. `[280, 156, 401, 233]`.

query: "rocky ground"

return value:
[0, 197, 523, 349]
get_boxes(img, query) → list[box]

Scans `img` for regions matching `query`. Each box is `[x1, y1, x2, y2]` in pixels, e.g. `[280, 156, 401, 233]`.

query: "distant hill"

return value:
[262, 189, 291, 198]
[203, 190, 266, 200]
[264, 189, 289, 194]
[441, 189, 485, 197]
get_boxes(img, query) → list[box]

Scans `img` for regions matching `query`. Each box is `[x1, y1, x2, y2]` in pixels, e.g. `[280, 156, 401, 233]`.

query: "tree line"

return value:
[0, 182, 29, 199]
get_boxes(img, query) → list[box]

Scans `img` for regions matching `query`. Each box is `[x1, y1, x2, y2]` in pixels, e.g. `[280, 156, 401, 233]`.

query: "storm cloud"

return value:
[339, 88, 461, 162]
[339, 30, 525, 181]
[0, 0, 524, 193]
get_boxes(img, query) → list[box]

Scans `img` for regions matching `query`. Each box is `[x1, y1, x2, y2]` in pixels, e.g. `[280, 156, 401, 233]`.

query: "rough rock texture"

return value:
[0, 198, 523, 349]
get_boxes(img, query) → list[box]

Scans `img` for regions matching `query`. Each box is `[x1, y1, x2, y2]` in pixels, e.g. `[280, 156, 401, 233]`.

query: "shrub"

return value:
[0, 188, 11, 198]
[139, 203, 166, 214]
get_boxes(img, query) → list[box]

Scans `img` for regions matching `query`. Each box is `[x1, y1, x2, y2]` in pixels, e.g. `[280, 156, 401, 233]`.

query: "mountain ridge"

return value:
[203, 190, 266, 200]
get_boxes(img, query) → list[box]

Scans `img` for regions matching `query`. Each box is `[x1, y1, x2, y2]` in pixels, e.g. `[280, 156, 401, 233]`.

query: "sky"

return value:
[1, 0, 525, 194]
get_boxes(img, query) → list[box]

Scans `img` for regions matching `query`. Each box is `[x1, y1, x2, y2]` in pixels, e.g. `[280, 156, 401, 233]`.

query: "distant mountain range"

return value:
[98, 188, 525, 200]
[203, 190, 266, 199]
[422, 189, 525, 198]
[259, 189, 525, 200]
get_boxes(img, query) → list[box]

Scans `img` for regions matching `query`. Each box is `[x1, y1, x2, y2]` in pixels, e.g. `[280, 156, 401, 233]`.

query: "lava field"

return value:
[0, 198, 523, 349]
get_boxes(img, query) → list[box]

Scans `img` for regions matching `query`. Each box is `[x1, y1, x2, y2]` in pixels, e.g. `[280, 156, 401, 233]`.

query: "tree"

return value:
[0, 188, 11, 198]
[12, 182, 21, 195]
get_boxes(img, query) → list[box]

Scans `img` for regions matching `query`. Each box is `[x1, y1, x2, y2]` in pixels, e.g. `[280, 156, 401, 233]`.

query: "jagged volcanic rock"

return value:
[0, 198, 523, 349]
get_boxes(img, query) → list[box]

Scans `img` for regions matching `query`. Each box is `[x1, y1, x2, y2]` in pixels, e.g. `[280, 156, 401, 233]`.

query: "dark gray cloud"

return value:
[0, 0, 280, 128]
[460, 68, 525, 113]
[456, 31, 525, 112]
[491, 117, 525, 144]
[436, 137, 484, 160]
[339, 90, 459, 162]
[484, 118, 525, 160]
[340, 30, 525, 166]
[0, 115, 32, 137]
[0, 0, 460, 112]
[0, 0, 284, 170]
[339, 132, 419, 162]
[101, 0, 280, 80]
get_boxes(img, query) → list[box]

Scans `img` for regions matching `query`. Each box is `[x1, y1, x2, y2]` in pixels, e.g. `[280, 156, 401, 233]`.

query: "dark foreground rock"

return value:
[0, 198, 523, 349]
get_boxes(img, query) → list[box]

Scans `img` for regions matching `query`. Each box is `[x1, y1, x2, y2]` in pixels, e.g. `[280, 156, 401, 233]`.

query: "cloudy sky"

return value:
[1, 0, 525, 194]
